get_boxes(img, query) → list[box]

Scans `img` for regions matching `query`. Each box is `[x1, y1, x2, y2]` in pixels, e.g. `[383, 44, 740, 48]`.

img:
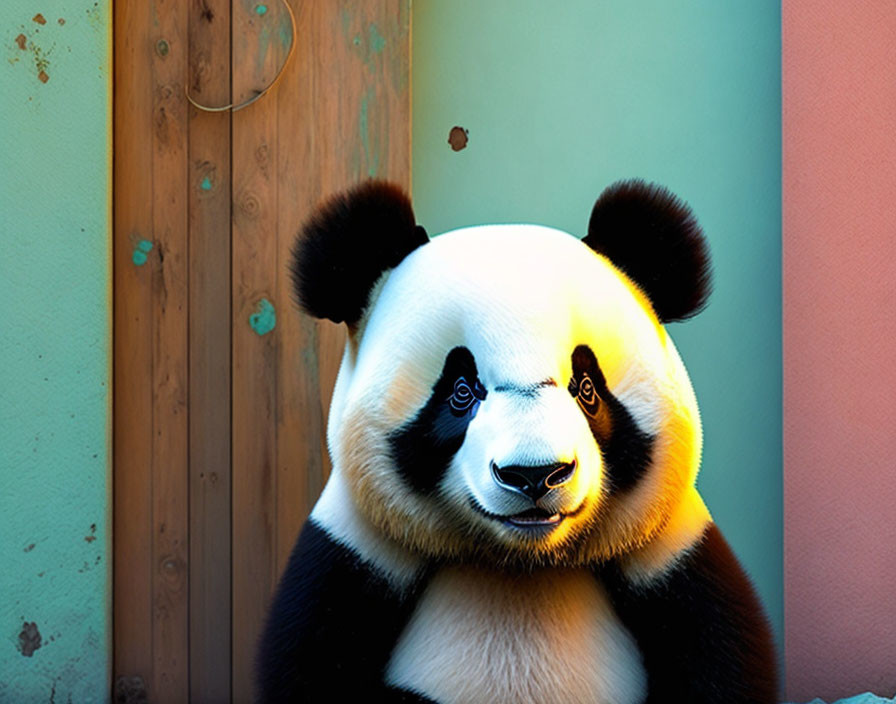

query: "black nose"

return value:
[491, 460, 576, 501]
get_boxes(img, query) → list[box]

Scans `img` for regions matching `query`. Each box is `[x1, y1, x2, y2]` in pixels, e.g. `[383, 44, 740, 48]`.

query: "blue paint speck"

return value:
[249, 298, 276, 336]
[200, 176, 212, 191]
[255, 4, 268, 15]
[133, 239, 153, 265]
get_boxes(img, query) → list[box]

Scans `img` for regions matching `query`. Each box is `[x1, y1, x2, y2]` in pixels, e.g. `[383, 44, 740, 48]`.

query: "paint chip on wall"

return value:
[448, 126, 469, 151]
[18, 622, 41, 657]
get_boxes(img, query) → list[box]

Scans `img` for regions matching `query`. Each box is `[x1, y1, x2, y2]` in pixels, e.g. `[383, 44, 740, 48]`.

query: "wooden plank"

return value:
[272, 0, 324, 581]
[149, 0, 191, 701]
[284, 3, 411, 565]
[231, 0, 288, 700]
[187, 0, 232, 701]
[230, 1, 411, 700]
[113, 0, 155, 694]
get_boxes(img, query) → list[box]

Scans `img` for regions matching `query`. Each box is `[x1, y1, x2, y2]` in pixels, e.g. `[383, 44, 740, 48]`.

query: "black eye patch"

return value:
[390, 346, 485, 493]
[570, 345, 654, 494]
[449, 376, 487, 416]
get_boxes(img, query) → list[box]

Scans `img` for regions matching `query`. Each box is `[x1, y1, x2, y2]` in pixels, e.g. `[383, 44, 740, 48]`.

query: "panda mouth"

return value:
[505, 508, 563, 527]
[469, 498, 569, 530]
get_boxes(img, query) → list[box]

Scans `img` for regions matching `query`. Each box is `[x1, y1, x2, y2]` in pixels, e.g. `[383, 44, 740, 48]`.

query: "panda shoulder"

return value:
[310, 473, 425, 590]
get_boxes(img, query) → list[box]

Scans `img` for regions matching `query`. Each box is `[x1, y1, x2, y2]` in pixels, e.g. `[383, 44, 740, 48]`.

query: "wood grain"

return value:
[115, 1, 409, 700]
[188, 0, 232, 701]
[230, 0, 286, 698]
[113, 0, 155, 690]
[114, 0, 191, 701]
[149, 1, 191, 701]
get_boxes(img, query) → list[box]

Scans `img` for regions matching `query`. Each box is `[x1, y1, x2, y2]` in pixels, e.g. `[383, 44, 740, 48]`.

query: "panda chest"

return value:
[385, 566, 647, 704]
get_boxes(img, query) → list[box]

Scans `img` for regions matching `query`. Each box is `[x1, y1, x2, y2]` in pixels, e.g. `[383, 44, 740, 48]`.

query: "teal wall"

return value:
[413, 0, 782, 649]
[0, 1, 111, 701]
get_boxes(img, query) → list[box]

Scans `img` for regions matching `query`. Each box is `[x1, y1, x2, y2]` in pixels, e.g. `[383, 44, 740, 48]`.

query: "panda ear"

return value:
[583, 180, 712, 323]
[290, 180, 429, 325]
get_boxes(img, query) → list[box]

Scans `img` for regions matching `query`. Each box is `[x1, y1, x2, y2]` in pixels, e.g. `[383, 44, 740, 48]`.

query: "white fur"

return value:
[385, 566, 647, 704]
[335, 226, 695, 513]
[310, 471, 423, 589]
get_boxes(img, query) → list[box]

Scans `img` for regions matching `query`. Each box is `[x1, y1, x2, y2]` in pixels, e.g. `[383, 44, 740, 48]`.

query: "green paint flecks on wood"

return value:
[255, 4, 268, 16]
[359, 89, 379, 178]
[249, 298, 276, 336]
[200, 176, 212, 191]
[352, 35, 361, 46]
[369, 23, 386, 54]
[278, 18, 292, 49]
[132, 239, 153, 266]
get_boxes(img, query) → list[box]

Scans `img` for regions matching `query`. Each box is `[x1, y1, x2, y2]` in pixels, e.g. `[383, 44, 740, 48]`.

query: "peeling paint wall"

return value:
[0, 1, 111, 701]
[413, 0, 782, 651]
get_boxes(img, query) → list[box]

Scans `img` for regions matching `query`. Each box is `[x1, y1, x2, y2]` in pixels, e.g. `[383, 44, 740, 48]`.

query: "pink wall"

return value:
[783, 1, 896, 700]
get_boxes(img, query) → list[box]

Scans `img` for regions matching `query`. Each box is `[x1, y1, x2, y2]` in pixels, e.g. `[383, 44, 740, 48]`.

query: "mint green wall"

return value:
[413, 0, 782, 649]
[1, 2, 111, 701]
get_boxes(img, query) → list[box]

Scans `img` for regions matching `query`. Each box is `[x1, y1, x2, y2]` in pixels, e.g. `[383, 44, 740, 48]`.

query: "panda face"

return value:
[328, 224, 702, 567]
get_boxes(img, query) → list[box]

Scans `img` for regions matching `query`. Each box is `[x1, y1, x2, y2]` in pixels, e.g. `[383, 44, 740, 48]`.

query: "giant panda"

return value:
[256, 179, 779, 703]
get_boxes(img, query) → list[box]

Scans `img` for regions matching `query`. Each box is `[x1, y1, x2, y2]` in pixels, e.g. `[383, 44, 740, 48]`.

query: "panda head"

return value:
[292, 179, 711, 568]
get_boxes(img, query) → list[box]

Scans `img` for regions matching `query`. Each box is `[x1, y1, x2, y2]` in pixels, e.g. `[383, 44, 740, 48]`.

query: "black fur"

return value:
[570, 345, 654, 493]
[290, 180, 429, 325]
[598, 523, 779, 703]
[390, 347, 484, 494]
[256, 520, 435, 702]
[584, 180, 712, 322]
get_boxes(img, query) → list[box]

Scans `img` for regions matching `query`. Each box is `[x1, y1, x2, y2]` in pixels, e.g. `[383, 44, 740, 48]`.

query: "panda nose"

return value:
[490, 460, 577, 502]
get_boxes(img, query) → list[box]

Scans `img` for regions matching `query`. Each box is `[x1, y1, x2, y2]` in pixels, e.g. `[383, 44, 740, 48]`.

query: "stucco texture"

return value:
[413, 0, 783, 651]
[0, 1, 111, 701]
[783, 1, 896, 700]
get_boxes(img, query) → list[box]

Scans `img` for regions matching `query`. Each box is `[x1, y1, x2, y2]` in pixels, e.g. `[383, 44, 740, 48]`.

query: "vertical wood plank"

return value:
[115, 0, 191, 700]
[150, 1, 191, 701]
[188, 0, 232, 701]
[113, 0, 155, 693]
[231, 1, 410, 701]
[272, 0, 324, 581]
[231, 1, 286, 700]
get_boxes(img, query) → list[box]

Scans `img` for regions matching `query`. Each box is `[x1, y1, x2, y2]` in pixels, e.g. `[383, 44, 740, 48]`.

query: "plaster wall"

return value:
[783, 1, 896, 700]
[0, 2, 111, 701]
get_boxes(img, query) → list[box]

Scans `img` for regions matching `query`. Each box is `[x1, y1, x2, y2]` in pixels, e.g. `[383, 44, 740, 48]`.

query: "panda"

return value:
[256, 179, 779, 703]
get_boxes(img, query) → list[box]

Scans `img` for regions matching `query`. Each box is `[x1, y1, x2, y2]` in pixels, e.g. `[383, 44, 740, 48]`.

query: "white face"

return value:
[328, 225, 702, 567]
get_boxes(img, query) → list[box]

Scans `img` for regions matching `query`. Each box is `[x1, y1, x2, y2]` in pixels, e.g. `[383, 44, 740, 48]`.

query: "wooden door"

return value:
[113, 2, 410, 701]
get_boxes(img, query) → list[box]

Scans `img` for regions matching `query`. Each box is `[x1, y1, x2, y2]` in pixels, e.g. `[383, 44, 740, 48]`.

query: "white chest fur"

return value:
[385, 567, 646, 704]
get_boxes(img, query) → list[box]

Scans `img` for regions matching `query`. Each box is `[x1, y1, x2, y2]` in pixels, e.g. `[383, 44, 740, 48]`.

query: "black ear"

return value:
[583, 180, 712, 323]
[290, 180, 429, 325]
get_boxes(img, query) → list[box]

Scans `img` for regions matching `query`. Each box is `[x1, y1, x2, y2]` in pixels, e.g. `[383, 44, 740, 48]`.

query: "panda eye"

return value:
[449, 376, 485, 416]
[573, 373, 599, 416]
